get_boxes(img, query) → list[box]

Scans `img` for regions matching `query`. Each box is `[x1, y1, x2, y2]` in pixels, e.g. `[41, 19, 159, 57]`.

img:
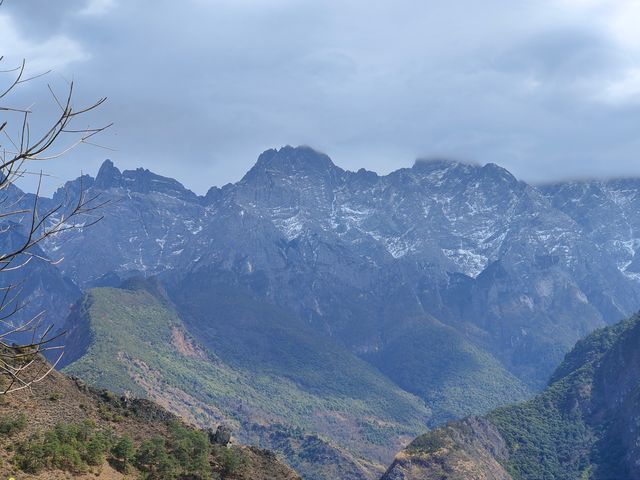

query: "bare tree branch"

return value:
[0, 31, 108, 393]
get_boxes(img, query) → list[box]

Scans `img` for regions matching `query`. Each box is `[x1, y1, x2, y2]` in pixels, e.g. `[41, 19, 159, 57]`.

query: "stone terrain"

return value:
[5, 145, 640, 478]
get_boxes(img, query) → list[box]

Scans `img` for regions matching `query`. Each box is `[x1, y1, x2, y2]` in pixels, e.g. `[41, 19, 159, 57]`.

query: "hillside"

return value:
[36, 149, 552, 426]
[0, 354, 299, 480]
[11, 146, 640, 476]
[382, 313, 640, 479]
[38, 148, 640, 404]
[170, 265, 528, 424]
[59, 279, 432, 479]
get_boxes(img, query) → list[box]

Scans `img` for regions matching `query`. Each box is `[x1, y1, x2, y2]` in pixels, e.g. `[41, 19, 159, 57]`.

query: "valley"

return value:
[9, 145, 640, 478]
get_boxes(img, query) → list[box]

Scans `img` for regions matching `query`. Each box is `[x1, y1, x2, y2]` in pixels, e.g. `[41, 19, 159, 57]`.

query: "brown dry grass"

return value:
[0, 356, 300, 480]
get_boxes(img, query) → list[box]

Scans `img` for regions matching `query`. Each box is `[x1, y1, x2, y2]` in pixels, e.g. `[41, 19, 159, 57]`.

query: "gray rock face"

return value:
[209, 425, 232, 446]
[0, 216, 80, 345]
[35, 146, 640, 398]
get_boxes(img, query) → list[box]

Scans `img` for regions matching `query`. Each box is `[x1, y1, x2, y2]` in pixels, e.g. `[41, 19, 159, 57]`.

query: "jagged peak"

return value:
[349, 167, 379, 184]
[409, 158, 522, 192]
[242, 145, 342, 182]
[480, 162, 519, 184]
[93, 159, 199, 202]
[94, 158, 122, 189]
[120, 168, 198, 201]
[412, 157, 476, 172]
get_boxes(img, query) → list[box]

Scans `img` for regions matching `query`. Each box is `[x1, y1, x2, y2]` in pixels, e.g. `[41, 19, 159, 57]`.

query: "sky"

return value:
[1, 0, 640, 194]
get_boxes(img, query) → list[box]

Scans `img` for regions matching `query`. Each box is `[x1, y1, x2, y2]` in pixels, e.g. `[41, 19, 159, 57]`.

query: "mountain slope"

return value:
[0, 353, 299, 480]
[42, 148, 638, 396]
[382, 313, 640, 479]
[28, 147, 640, 476]
[170, 265, 528, 424]
[59, 279, 433, 479]
[42, 150, 539, 424]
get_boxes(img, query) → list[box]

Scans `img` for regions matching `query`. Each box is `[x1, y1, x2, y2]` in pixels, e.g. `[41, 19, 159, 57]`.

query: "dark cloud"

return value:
[494, 29, 619, 80]
[2, 0, 86, 35]
[2, 0, 640, 194]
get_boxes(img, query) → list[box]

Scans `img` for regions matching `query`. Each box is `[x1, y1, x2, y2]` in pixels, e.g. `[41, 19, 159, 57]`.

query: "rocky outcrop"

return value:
[382, 417, 512, 480]
[209, 424, 232, 446]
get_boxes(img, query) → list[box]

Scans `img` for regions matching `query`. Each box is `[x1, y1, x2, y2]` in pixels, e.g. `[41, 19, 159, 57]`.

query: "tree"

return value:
[0, 1, 109, 393]
[111, 435, 135, 473]
[135, 437, 178, 480]
[168, 422, 211, 478]
[219, 446, 247, 479]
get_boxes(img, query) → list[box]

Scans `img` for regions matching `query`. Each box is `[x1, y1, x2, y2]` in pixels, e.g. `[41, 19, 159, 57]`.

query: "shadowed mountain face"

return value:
[12, 145, 640, 478]
[0, 200, 80, 346]
[45, 148, 640, 380]
[382, 313, 640, 480]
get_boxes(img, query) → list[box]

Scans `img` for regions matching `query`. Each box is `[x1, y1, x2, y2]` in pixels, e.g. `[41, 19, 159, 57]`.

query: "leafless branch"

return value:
[0, 39, 108, 393]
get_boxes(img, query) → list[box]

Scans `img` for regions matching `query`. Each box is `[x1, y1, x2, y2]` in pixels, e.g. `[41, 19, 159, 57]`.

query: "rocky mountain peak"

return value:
[242, 145, 342, 182]
[94, 158, 122, 189]
[479, 162, 519, 186]
[407, 158, 479, 187]
[412, 157, 466, 172]
[410, 158, 519, 187]
[94, 160, 198, 202]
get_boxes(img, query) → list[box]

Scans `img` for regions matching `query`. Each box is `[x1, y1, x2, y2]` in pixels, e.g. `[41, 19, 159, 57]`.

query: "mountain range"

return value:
[8, 145, 640, 478]
[382, 312, 640, 479]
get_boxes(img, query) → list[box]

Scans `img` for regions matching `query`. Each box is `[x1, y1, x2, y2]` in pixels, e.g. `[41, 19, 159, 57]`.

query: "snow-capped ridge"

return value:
[90, 159, 198, 202]
[412, 157, 473, 171]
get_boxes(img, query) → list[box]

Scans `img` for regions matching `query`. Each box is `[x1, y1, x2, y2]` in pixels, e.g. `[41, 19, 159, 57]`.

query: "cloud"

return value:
[0, 14, 88, 72]
[0, 1, 86, 37]
[601, 68, 640, 104]
[2, 0, 640, 195]
[77, 0, 116, 17]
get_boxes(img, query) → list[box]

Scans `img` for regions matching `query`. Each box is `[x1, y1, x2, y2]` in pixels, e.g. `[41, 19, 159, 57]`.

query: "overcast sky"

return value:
[2, 0, 640, 194]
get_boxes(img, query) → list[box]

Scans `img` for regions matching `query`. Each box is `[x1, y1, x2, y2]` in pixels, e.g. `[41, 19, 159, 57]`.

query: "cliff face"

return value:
[383, 314, 640, 480]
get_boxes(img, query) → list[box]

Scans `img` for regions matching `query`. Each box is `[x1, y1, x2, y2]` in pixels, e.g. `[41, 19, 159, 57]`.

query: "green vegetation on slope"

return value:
[172, 267, 529, 426]
[6, 408, 261, 479]
[62, 281, 431, 479]
[394, 315, 640, 480]
[486, 316, 640, 480]
[0, 413, 27, 436]
[0, 349, 299, 480]
[487, 384, 592, 479]
[365, 318, 530, 423]
[16, 420, 123, 475]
